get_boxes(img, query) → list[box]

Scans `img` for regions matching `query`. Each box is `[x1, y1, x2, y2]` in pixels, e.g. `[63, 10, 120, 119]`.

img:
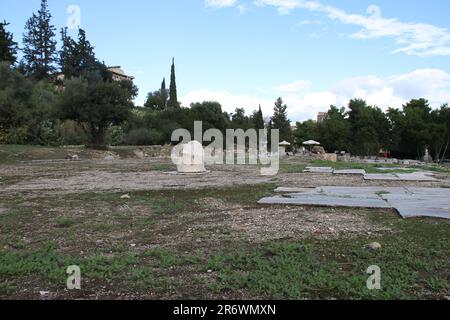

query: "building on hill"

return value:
[55, 66, 134, 82]
[107, 66, 134, 81]
[317, 112, 327, 123]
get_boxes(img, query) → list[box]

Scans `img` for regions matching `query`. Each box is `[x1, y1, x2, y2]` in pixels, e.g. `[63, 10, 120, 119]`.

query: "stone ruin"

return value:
[173, 141, 207, 174]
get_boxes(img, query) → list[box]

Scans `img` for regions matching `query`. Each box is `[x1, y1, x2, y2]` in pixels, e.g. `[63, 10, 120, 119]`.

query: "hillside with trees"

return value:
[0, 0, 449, 160]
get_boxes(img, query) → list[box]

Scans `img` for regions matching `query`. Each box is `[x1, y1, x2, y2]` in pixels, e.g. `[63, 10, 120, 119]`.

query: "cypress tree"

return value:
[160, 78, 168, 109]
[22, 0, 57, 80]
[253, 105, 265, 130]
[0, 21, 18, 65]
[168, 58, 179, 108]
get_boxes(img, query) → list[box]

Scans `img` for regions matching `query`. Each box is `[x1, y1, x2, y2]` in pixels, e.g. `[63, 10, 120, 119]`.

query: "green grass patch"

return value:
[54, 217, 78, 228]
[206, 217, 450, 299]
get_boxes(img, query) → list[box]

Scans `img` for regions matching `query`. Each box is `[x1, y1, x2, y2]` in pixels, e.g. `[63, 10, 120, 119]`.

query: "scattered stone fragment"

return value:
[368, 242, 382, 250]
[39, 291, 50, 297]
[134, 149, 145, 160]
[120, 194, 131, 200]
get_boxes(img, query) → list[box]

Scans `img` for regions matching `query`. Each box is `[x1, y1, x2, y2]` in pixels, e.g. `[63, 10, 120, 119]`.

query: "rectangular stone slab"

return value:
[258, 194, 392, 209]
[382, 195, 450, 219]
[364, 173, 400, 181]
[395, 173, 437, 181]
[304, 167, 334, 173]
[262, 186, 450, 220]
[333, 169, 366, 175]
[317, 186, 409, 197]
[364, 173, 437, 181]
[274, 187, 316, 193]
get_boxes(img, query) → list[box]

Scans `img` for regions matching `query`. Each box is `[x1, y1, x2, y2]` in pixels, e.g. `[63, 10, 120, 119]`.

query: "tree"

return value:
[429, 104, 450, 162]
[0, 62, 57, 145]
[22, 0, 57, 80]
[189, 101, 230, 133]
[168, 58, 179, 109]
[231, 108, 252, 130]
[59, 28, 78, 78]
[347, 99, 384, 156]
[160, 78, 168, 109]
[0, 21, 18, 65]
[293, 120, 318, 146]
[252, 105, 265, 130]
[60, 28, 104, 80]
[317, 106, 350, 152]
[145, 91, 165, 111]
[0, 62, 34, 133]
[401, 99, 432, 159]
[57, 77, 134, 148]
[270, 97, 292, 143]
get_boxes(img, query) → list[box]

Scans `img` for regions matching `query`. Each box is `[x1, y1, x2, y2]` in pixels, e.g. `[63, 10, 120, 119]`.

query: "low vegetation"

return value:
[0, 182, 448, 299]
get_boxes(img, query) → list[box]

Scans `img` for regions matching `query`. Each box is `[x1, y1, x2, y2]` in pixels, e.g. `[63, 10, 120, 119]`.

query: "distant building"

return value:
[317, 112, 327, 123]
[55, 66, 134, 82]
[107, 66, 134, 81]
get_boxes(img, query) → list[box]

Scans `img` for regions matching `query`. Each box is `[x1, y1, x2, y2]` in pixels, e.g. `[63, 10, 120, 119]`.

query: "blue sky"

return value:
[1, 0, 450, 121]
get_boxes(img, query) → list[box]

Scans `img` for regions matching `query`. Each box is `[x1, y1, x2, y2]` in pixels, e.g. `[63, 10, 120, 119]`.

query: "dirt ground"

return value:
[1, 155, 449, 299]
[1, 158, 449, 196]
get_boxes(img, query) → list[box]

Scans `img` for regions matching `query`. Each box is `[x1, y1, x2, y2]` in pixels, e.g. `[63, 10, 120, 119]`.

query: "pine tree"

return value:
[168, 58, 179, 108]
[22, 0, 57, 80]
[59, 28, 78, 78]
[160, 78, 168, 109]
[270, 97, 292, 143]
[0, 21, 18, 65]
[60, 28, 103, 80]
[76, 29, 96, 74]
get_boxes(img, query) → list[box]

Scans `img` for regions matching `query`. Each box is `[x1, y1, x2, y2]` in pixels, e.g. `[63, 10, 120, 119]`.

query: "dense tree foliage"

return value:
[0, 21, 18, 65]
[0, 0, 448, 161]
[294, 99, 450, 161]
[57, 75, 134, 148]
[22, 0, 57, 80]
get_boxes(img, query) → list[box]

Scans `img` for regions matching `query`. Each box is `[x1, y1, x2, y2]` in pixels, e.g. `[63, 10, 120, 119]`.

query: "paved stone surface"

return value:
[363, 173, 401, 181]
[274, 187, 316, 193]
[364, 172, 437, 182]
[259, 186, 450, 220]
[304, 167, 334, 173]
[258, 194, 392, 208]
[333, 169, 366, 175]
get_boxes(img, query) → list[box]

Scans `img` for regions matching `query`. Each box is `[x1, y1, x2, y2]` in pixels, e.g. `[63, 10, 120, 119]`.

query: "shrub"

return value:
[107, 126, 125, 146]
[124, 128, 164, 146]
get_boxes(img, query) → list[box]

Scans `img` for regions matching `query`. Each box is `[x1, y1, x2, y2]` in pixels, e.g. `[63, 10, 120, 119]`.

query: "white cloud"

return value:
[205, 0, 239, 9]
[181, 69, 450, 122]
[296, 19, 322, 26]
[276, 80, 311, 93]
[253, 0, 450, 56]
[237, 4, 248, 15]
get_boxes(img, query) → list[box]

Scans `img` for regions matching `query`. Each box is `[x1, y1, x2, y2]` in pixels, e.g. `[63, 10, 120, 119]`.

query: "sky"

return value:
[1, 0, 450, 122]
